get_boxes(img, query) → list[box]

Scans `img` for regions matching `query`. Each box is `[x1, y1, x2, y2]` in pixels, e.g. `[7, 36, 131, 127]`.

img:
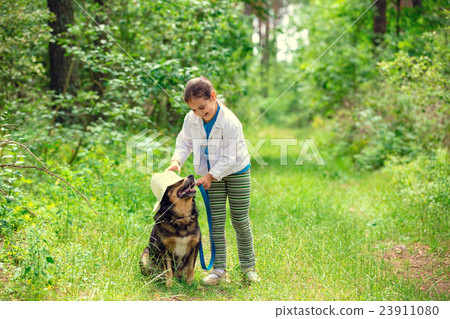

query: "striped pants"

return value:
[207, 169, 256, 269]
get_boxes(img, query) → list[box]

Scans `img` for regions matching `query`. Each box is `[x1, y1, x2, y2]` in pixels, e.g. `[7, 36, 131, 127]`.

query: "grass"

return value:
[0, 122, 448, 300]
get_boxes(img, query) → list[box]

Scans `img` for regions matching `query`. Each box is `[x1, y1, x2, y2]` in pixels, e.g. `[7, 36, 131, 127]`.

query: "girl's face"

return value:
[187, 91, 218, 123]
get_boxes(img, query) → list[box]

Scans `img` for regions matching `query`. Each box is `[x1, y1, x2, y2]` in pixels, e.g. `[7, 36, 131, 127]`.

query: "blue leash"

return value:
[197, 184, 215, 270]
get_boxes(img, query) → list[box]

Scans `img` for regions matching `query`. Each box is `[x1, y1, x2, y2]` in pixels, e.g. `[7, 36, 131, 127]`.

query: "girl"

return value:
[165, 76, 259, 285]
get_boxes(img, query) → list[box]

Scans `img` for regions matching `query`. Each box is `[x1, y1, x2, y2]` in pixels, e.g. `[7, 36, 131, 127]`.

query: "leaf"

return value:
[46, 257, 54, 264]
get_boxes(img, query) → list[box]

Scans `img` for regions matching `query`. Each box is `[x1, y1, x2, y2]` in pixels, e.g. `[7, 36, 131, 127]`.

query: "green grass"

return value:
[0, 122, 448, 300]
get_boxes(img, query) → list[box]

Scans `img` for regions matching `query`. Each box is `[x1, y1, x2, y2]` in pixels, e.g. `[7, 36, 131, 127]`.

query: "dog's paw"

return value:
[186, 269, 195, 285]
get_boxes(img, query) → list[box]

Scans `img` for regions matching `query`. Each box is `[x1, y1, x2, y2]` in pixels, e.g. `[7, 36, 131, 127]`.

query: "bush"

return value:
[382, 148, 449, 249]
[332, 26, 449, 170]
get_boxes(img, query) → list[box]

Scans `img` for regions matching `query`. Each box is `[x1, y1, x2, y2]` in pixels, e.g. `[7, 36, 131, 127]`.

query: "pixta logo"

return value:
[126, 129, 173, 174]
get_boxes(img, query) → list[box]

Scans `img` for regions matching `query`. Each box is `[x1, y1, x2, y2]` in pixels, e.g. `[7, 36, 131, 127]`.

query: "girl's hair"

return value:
[183, 76, 215, 103]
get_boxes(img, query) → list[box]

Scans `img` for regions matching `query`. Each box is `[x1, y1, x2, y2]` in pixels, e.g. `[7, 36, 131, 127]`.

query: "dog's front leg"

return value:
[140, 247, 151, 276]
[163, 255, 173, 288]
[186, 245, 199, 285]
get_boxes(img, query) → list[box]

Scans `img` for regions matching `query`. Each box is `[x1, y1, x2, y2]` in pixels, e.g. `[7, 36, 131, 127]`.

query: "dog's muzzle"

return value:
[178, 175, 197, 198]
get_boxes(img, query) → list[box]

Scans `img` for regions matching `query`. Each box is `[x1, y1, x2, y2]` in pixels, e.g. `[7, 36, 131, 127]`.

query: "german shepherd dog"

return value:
[140, 174, 200, 288]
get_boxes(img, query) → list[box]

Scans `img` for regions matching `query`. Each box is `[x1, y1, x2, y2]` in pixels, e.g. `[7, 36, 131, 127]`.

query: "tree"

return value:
[90, 0, 109, 97]
[48, 0, 80, 113]
[396, 0, 401, 39]
[373, 0, 386, 47]
[412, 0, 422, 8]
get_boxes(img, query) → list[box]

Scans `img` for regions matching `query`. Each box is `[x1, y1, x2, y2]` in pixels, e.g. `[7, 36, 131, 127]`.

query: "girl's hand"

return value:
[195, 173, 215, 190]
[165, 160, 181, 173]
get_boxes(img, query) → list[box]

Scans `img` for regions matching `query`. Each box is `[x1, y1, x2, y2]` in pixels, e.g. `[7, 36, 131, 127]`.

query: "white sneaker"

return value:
[201, 269, 227, 286]
[243, 267, 260, 283]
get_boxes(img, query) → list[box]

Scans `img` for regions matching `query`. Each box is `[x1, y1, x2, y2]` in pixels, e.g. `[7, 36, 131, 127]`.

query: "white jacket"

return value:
[170, 104, 251, 181]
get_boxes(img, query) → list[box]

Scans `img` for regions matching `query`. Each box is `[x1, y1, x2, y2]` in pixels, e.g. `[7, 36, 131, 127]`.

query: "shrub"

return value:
[333, 26, 449, 170]
[382, 148, 449, 249]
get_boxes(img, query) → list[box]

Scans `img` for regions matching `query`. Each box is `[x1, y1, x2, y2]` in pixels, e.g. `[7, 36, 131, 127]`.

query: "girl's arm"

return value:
[170, 115, 193, 168]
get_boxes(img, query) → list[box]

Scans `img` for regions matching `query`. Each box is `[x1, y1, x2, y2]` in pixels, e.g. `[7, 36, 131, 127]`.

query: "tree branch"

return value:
[0, 140, 48, 170]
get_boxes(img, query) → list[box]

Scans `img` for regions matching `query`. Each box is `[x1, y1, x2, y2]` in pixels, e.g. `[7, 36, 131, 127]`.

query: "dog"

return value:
[140, 174, 201, 288]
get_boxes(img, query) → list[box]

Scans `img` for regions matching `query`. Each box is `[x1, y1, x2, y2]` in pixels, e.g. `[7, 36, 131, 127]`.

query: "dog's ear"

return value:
[154, 189, 171, 221]
[153, 209, 163, 222]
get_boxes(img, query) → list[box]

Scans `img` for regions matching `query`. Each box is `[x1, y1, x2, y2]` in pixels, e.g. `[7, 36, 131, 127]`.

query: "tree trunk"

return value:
[48, 0, 79, 96]
[373, 0, 386, 47]
[244, 3, 252, 16]
[396, 0, 401, 38]
[91, 0, 109, 97]
[48, 0, 79, 124]
[262, 19, 270, 97]
[263, 19, 270, 69]
[272, 0, 280, 30]
[258, 17, 262, 48]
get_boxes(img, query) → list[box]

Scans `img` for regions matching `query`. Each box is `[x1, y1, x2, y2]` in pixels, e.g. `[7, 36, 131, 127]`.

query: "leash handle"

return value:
[198, 184, 215, 270]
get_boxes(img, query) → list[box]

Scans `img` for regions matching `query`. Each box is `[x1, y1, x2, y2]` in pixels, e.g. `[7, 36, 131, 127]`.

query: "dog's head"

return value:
[167, 174, 196, 201]
[156, 174, 197, 219]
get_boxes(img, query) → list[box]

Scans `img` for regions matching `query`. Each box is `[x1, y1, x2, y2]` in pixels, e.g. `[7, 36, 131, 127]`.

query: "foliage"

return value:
[0, 0, 449, 301]
[0, 114, 27, 235]
[246, 1, 448, 127]
[62, 0, 253, 124]
[2, 0, 254, 166]
[382, 148, 449, 250]
[332, 26, 449, 170]
[0, 124, 448, 300]
[0, 0, 52, 114]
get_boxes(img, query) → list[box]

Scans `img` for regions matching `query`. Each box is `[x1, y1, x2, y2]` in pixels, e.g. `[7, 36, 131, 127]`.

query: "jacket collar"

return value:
[190, 102, 225, 128]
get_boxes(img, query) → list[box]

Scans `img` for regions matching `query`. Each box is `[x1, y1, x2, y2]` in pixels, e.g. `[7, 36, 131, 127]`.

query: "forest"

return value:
[0, 0, 448, 301]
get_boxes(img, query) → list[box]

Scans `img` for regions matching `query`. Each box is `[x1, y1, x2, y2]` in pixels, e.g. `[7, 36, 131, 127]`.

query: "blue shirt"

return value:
[203, 103, 250, 175]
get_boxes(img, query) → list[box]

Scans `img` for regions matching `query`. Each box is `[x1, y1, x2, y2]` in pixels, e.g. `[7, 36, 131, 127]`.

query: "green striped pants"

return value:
[208, 169, 256, 269]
